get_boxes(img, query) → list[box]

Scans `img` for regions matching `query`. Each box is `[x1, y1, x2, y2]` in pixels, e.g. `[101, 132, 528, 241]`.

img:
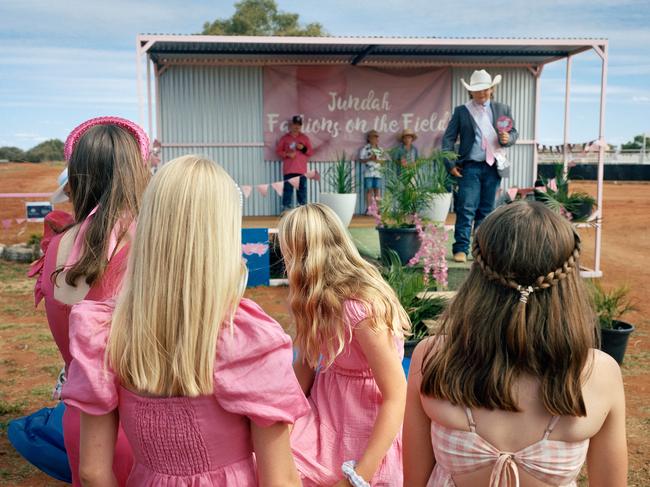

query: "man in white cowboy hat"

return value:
[442, 69, 518, 263]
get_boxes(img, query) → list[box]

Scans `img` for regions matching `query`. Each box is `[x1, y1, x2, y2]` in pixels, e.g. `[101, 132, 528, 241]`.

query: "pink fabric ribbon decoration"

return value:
[288, 176, 301, 189]
[256, 184, 269, 197]
[271, 181, 284, 196]
[240, 185, 253, 199]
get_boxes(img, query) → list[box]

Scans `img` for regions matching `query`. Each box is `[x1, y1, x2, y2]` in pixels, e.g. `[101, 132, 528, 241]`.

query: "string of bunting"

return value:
[239, 170, 320, 199]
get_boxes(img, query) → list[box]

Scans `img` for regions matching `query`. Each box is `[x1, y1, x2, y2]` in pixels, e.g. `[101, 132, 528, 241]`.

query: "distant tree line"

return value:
[621, 134, 650, 151]
[0, 139, 64, 162]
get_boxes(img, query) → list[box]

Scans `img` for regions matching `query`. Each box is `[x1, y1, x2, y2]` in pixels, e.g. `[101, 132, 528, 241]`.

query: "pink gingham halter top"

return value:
[429, 408, 589, 487]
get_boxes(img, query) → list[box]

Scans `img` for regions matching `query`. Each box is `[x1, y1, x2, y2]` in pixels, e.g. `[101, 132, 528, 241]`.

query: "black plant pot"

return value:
[377, 226, 421, 265]
[601, 320, 635, 364]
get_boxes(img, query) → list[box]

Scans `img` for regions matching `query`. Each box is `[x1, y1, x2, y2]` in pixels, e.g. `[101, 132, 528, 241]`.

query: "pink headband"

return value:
[64, 116, 150, 162]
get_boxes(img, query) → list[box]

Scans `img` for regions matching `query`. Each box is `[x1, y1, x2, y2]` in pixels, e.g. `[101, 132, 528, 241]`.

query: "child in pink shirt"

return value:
[62, 155, 309, 486]
[279, 203, 410, 486]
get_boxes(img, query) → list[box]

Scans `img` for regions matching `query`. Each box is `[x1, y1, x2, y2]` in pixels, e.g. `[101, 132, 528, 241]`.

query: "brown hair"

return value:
[59, 124, 149, 286]
[279, 203, 410, 367]
[421, 201, 597, 416]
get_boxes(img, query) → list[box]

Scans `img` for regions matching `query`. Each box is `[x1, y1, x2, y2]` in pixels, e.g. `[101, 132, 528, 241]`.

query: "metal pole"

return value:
[532, 66, 543, 184]
[135, 38, 145, 128]
[595, 44, 608, 277]
[563, 55, 572, 176]
[147, 55, 153, 141]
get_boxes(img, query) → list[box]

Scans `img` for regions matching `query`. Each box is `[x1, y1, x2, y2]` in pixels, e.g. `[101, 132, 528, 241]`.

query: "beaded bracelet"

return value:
[341, 460, 370, 487]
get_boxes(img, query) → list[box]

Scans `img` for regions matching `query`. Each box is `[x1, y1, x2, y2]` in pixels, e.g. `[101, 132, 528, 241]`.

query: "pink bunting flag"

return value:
[288, 176, 301, 189]
[306, 170, 320, 181]
[271, 181, 284, 196]
[256, 184, 269, 197]
[506, 188, 518, 201]
[2, 219, 11, 229]
[241, 185, 253, 199]
[15, 218, 26, 225]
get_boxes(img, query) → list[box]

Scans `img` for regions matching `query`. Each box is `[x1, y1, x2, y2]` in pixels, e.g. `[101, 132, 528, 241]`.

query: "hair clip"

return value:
[517, 285, 534, 304]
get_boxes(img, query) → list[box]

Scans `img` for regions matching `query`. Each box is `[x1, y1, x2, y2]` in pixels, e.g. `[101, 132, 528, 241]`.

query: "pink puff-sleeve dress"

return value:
[31, 217, 133, 487]
[290, 300, 405, 486]
[62, 298, 310, 486]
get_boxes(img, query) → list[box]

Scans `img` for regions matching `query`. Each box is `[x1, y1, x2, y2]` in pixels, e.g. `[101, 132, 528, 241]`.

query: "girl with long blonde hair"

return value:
[280, 203, 410, 486]
[62, 156, 308, 486]
[403, 201, 627, 486]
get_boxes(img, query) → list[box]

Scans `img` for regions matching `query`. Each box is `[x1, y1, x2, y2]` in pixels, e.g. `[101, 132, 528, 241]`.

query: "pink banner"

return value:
[264, 66, 451, 161]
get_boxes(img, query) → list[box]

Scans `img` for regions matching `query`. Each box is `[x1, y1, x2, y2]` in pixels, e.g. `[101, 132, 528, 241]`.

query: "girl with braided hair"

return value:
[403, 201, 627, 486]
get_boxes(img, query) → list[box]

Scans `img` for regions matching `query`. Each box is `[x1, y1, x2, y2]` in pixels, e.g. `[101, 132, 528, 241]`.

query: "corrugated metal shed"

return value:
[140, 35, 605, 215]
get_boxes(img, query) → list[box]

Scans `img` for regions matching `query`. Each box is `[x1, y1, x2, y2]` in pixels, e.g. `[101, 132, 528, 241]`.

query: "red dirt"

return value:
[0, 163, 648, 485]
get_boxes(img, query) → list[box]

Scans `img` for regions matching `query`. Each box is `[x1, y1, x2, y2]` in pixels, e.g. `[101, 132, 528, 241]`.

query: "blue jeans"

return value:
[452, 161, 501, 255]
[282, 173, 307, 210]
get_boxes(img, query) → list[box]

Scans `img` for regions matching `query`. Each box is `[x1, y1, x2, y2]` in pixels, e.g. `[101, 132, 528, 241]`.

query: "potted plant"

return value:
[420, 151, 456, 223]
[590, 280, 636, 364]
[381, 249, 448, 358]
[319, 154, 357, 227]
[535, 164, 597, 222]
[370, 150, 455, 264]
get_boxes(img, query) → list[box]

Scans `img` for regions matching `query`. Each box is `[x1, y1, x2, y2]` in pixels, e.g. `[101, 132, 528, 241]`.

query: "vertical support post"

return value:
[532, 65, 543, 184]
[154, 64, 162, 142]
[147, 54, 153, 141]
[594, 44, 608, 277]
[135, 38, 145, 128]
[563, 55, 573, 176]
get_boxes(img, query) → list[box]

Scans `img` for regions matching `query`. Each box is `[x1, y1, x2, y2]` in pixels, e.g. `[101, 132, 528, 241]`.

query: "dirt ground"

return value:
[0, 162, 648, 485]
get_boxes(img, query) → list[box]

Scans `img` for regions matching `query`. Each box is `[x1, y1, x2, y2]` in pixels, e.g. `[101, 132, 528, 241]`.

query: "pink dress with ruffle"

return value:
[62, 298, 310, 486]
[290, 300, 405, 486]
[31, 216, 133, 486]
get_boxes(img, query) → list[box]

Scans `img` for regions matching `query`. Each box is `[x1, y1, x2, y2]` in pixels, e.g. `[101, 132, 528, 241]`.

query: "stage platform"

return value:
[243, 214, 472, 290]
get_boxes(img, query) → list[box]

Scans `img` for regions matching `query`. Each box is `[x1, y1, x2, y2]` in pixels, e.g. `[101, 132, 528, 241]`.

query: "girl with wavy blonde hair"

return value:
[279, 203, 410, 486]
[403, 201, 627, 487]
[62, 155, 309, 486]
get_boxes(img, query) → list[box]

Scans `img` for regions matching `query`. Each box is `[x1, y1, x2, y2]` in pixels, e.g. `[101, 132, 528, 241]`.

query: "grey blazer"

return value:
[441, 102, 518, 177]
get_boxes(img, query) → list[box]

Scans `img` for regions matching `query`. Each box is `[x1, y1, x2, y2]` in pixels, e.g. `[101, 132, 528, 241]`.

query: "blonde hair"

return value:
[108, 155, 245, 397]
[278, 203, 410, 368]
[421, 201, 597, 416]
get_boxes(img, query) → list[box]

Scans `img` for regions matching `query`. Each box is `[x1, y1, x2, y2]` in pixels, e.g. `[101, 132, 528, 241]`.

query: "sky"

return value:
[1, 0, 649, 150]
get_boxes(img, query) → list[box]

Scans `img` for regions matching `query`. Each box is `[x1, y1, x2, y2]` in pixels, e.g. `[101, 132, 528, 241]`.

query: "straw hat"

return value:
[460, 69, 502, 92]
[399, 128, 418, 141]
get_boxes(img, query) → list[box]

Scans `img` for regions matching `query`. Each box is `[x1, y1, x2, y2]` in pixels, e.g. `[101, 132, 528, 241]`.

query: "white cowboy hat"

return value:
[50, 168, 69, 204]
[460, 69, 502, 92]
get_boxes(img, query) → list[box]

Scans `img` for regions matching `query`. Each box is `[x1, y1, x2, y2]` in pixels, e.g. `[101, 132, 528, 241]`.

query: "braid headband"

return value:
[472, 231, 581, 303]
[64, 116, 150, 162]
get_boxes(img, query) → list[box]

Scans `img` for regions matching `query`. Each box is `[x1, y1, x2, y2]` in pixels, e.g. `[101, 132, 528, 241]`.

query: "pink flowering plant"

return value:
[407, 214, 449, 288]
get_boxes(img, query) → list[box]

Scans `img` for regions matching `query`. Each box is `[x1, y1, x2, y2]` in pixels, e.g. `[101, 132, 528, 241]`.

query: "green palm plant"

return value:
[590, 280, 637, 329]
[325, 153, 355, 194]
[379, 150, 456, 227]
[381, 249, 448, 340]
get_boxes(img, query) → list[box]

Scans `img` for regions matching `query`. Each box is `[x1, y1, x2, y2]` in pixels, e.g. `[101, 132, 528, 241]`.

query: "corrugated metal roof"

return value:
[140, 35, 606, 66]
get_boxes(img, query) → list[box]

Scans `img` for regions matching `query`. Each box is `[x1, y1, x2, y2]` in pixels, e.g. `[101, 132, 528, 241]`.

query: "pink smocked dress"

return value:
[291, 300, 405, 486]
[31, 216, 133, 486]
[62, 298, 310, 486]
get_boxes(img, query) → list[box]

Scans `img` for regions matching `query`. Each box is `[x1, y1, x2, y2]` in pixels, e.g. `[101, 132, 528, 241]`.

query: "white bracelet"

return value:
[341, 460, 370, 487]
